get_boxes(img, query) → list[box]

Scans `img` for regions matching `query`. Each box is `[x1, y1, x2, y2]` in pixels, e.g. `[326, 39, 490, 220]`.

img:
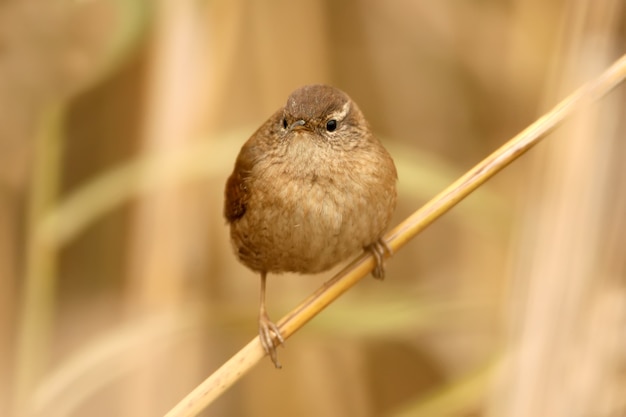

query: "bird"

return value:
[224, 84, 397, 368]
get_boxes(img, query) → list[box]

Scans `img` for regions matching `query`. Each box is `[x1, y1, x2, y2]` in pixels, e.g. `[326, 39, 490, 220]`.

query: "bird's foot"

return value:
[259, 313, 285, 369]
[366, 238, 393, 280]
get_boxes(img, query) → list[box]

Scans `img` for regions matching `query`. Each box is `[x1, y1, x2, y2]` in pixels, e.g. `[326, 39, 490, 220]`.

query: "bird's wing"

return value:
[223, 109, 283, 223]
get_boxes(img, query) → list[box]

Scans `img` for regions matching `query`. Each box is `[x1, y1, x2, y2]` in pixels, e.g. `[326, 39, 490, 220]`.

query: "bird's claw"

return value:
[366, 238, 393, 280]
[259, 315, 285, 369]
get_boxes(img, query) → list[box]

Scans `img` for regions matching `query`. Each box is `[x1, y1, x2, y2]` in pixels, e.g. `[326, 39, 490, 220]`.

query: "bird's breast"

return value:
[230, 136, 395, 274]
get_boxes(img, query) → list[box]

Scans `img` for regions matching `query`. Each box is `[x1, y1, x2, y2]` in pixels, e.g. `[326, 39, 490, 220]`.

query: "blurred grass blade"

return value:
[13, 104, 66, 416]
[391, 359, 496, 417]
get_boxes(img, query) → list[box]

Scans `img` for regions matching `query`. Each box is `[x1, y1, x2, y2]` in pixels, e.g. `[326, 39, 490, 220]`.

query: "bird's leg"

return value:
[365, 238, 393, 280]
[258, 271, 285, 368]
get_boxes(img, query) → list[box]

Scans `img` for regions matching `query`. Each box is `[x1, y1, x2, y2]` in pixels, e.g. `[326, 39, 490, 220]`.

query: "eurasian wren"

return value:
[224, 84, 397, 368]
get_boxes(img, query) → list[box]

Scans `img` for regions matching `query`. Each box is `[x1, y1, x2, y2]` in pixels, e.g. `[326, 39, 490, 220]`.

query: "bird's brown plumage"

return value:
[224, 84, 397, 367]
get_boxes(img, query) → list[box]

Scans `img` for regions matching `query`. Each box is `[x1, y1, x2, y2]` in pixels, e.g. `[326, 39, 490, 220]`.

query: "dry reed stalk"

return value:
[164, 53, 626, 417]
[487, 1, 626, 415]
[122, 1, 212, 415]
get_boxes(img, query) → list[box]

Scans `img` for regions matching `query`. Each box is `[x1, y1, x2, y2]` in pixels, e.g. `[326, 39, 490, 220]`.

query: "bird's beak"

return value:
[288, 119, 306, 132]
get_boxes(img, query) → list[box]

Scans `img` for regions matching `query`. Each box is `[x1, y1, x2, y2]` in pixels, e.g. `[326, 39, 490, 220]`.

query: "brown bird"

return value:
[224, 84, 397, 368]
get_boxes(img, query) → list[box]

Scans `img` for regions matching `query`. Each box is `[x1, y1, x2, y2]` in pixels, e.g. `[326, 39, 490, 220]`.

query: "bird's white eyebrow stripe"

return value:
[330, 101, 351, 121]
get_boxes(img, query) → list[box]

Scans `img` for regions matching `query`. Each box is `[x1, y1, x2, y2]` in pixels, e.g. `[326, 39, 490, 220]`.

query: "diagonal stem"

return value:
[163, 53, 626, 417]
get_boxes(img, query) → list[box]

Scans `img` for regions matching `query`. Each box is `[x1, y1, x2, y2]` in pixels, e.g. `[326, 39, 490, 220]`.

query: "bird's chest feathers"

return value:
[281, 136, 332, 177]
[252, 141, 351, 234]
[259, 136, 342, 186]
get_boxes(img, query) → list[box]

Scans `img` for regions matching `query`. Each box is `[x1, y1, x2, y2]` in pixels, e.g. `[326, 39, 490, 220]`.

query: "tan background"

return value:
[1, 0, 625, 416]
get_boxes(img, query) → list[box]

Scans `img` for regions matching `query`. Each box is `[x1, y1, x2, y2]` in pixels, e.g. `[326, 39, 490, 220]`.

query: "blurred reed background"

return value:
[1, 0, 624, 416]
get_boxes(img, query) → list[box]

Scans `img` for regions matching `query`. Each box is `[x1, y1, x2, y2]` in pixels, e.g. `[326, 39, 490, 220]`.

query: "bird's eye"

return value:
[326, 119, 337, 132]
[282, 118, 288, 129]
